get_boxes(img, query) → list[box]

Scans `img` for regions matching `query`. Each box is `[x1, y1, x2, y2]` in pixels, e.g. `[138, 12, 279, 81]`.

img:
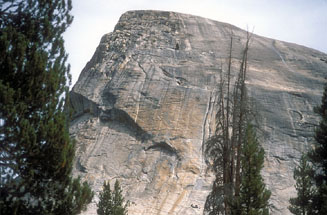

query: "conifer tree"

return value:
[232, 124, 271, 215]
[0, 1, 93, 214]
[97, 180, 128, 215]
[112, 180, 128, 215]
[308, 80, 327, 214]
[289, 155, 316, 215]
[97, 181, 113, 215]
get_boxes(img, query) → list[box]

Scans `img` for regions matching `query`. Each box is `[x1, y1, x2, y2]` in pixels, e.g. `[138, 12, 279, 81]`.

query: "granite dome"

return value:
[70, 10, 327, 215]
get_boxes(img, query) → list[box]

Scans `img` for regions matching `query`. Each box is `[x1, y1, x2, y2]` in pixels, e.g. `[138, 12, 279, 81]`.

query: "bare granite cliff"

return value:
[69, 10, 327, 215]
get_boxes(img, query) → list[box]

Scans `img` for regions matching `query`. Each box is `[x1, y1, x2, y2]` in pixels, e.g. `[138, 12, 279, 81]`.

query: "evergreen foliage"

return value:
[232, 124, 271, 215]
[288, 155, 316, 215]
[0, 0, 93, 214]
[97, 180, 128, 215]
[308, 80, 327, 214]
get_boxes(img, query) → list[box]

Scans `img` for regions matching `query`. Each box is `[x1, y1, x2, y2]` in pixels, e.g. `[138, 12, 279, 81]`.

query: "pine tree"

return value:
[308, 80, 327, 214]
[232, 124, 271, 215]
[97, 181, 113, 215]
[0, 1, 93, 214]
[289, 155, 316, 215]
[112, 180, 129, 215]
[97, 180, 128, 215]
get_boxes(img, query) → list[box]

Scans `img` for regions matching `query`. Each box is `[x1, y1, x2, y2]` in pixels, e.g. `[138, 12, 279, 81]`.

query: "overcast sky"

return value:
[63, 0, 327, 87]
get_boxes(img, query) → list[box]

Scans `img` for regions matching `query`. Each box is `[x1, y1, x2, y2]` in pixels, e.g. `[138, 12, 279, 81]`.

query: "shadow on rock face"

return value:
[100, 107, 152, 142]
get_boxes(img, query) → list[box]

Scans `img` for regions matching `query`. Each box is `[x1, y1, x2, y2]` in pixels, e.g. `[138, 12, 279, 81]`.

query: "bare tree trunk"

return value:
[224, 35, 233, 215]
[227, 35, 234, 187]
[235, 31, 250, 198]
[204, 30, 252, 215]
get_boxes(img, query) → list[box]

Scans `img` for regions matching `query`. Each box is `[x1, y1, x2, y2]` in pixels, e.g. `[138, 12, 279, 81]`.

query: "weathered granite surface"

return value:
[69, 10, 327, 215]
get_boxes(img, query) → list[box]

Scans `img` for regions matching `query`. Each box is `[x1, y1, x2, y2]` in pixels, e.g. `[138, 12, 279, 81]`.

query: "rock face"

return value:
[69, 10, 327, 215]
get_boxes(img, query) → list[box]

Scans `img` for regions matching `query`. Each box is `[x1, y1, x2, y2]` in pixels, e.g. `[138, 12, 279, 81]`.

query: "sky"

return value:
[63, 0, 327, 87]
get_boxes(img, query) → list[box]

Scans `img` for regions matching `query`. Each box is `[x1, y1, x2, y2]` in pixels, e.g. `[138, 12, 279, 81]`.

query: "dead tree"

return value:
[205, 31, 252, 215]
